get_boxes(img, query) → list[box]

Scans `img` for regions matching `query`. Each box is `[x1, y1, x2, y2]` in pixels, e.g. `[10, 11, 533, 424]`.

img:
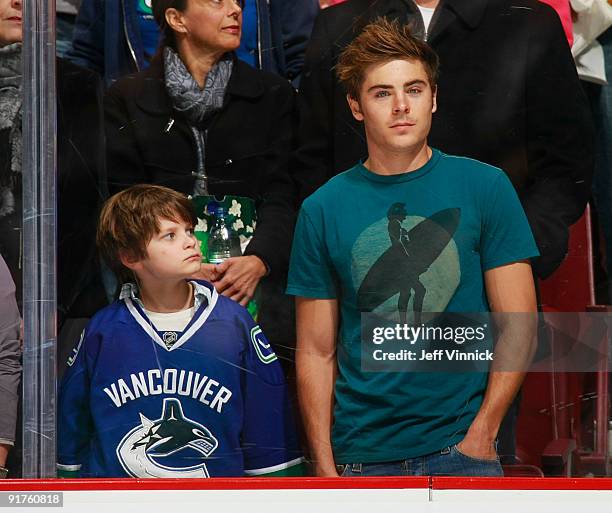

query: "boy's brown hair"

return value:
[97, 184, 197, 283]
[336, 17, 440, 100]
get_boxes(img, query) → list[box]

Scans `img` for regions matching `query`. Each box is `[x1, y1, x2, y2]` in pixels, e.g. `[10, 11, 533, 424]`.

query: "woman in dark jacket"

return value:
[0, 0, 107, 323]
[104, 0, 297, 353]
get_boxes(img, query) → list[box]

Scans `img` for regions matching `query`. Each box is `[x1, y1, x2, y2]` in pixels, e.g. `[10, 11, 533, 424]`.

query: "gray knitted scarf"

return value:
[164, 47, 232, 196]
[0, 43, 22, 218]
[164, 47, 232, 125]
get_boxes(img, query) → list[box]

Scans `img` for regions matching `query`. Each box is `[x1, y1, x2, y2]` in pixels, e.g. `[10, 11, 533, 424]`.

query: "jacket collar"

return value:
[367, 1, 488, 38]
[226, 55, 266, 99]
[135, 52, 265, 115]
[120, 280, 209, 311]
[442, 0, 488, 29]
[385, 0, 488, 27]
[426, 0, 487, 43]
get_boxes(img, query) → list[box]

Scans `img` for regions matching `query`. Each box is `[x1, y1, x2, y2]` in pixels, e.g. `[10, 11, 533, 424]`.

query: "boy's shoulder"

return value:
[84, 300, 130, 336]
[191, 279, 254, 327]
[192, 279, 236, 310]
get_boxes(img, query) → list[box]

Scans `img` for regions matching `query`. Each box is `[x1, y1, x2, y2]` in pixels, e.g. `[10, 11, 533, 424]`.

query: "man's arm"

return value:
[522, 2, 594, 278]
[0, 257, 21, 474]
[296, 297, 339, 477]
[457, 261, 537, 460]
[241, 80, 297, 278]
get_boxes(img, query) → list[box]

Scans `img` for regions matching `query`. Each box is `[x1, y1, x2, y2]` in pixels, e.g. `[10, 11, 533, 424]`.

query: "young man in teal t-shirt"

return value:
[287, 18, 540, 478]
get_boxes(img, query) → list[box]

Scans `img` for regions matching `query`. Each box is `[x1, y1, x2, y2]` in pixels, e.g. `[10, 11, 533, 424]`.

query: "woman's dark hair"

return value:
[151, 0, 188, 50]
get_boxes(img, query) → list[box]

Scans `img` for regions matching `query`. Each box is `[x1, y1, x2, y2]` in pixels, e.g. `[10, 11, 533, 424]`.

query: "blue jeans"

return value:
[337, 445, 503, 477]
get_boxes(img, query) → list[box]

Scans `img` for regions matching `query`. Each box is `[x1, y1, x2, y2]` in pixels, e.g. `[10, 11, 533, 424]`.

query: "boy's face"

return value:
[348, 58, 437, 156]
[129, 218, 201, 282]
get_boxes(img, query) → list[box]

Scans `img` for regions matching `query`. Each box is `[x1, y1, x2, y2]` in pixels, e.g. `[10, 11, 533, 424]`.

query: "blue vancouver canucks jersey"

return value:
[58, 281, 303, 478]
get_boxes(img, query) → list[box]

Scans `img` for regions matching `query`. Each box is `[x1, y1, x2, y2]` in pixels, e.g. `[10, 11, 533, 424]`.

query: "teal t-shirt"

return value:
[286, 149, 539, 463]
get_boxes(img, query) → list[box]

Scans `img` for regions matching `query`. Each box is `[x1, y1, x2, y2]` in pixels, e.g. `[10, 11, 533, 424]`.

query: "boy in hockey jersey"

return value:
[58, 185, 304, 478]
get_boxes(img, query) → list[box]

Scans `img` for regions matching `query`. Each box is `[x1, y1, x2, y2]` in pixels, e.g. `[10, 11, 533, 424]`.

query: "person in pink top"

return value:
[539, 0, 573, 45]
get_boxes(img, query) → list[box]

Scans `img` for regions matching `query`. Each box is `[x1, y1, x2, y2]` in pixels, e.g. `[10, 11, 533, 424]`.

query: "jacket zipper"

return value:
[255, 0, 263, 69]
[121, 0, 140, 72]
[190, 127, 209, 196]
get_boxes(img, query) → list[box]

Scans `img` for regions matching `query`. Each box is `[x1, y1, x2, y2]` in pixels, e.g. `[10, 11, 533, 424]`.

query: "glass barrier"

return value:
[21, 0, 56, 479]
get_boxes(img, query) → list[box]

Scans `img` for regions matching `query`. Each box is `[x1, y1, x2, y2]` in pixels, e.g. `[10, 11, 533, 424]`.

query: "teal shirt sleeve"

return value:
[480, 173, 540, 271]
[286, 206, 337, 298]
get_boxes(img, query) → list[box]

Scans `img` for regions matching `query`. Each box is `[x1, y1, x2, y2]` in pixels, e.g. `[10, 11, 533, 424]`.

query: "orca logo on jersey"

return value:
[117, 398, 219, 478]
[250, 326, 277, 364]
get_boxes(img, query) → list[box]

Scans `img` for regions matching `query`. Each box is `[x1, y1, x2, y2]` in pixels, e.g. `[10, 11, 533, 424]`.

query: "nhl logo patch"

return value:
[162, 331, 178, 347]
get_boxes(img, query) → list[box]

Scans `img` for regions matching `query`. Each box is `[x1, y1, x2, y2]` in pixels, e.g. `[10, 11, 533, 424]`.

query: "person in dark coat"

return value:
[0, 0, 107, 326]
[293, 0, 594, 280]
[104, 0, 297, 359]
[0, 254, 20, 479]
[0, 0, 107, 477]
[56, 59, 109, 324]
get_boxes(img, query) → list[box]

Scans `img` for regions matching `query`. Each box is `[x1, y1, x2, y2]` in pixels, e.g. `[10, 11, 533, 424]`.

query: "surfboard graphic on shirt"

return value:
[352, 204, 461, 324]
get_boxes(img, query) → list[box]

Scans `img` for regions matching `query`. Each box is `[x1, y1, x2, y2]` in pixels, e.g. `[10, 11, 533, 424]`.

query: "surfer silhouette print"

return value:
[288, 18, 539, 478]
[387, 203, 409, 246]
[357, 202, 460, 324]
[386, 203, 419, 324]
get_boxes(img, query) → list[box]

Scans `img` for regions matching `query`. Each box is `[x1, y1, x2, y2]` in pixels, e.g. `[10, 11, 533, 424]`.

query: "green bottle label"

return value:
[191, 195, 259, 320]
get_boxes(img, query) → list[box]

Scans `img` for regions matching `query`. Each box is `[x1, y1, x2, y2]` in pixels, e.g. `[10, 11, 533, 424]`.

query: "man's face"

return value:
[348, 59, 437, 156]
[0, 0, 22, 47]
[129, 218, 202, 282]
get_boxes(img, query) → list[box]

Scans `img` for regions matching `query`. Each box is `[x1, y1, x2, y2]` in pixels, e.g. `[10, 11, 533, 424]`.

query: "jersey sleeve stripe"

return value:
[244, 456, 305, 476]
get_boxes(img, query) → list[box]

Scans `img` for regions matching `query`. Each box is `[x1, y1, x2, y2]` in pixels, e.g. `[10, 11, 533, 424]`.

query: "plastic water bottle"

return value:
[207, 205, 240, 264]
[206, 203, 258, 319]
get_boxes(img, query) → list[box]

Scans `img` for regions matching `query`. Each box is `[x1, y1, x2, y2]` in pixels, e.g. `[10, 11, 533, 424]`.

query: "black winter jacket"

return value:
[57, 59, 108, 320]
[0, 58, 107, 322]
